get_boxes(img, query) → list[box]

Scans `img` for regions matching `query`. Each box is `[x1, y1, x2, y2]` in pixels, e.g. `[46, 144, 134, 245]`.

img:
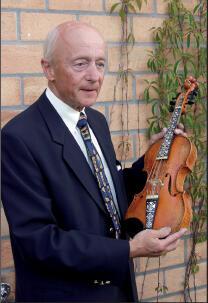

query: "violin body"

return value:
[124, 76, 199, 236]
[125, 135, 197, 234]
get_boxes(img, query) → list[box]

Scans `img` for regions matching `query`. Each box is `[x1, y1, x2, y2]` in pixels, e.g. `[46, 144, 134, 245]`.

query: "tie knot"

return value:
[77, 113, 87, 129]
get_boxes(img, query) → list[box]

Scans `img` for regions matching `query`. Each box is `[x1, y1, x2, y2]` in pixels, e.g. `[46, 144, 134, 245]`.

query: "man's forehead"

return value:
[59, 23, 104, 44]
[58, 28, 105, 53]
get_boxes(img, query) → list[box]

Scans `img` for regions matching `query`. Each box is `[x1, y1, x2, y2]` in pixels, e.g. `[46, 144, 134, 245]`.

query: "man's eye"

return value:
[97, 62, 105, 68]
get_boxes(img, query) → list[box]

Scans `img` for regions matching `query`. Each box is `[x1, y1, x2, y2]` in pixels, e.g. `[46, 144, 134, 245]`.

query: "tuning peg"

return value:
[172, 93, 180, 100]
[169, 106, 175, 112]
[188, 94, 195, 101]
[192, 88, 199, 96]
[186, 100, 195, 105]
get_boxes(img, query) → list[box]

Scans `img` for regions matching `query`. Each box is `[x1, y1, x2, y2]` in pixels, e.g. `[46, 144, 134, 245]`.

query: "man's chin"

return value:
[79, 97, 97, 108]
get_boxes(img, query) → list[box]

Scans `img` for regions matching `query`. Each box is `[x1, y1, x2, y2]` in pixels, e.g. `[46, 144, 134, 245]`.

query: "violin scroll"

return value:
[169, 76, 199, 113]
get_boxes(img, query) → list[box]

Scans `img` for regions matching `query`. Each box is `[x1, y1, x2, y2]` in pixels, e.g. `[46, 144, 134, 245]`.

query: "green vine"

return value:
[143, 0, 207, 301]
[110, 0, 146, 164]
[110, 0, 207, 302]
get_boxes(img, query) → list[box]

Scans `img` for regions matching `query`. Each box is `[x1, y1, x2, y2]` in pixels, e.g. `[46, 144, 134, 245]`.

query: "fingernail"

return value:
[180, 228, 187, 233]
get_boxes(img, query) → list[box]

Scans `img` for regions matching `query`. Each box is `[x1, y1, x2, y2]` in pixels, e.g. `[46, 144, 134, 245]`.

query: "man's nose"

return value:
[85, 63, 99, 81]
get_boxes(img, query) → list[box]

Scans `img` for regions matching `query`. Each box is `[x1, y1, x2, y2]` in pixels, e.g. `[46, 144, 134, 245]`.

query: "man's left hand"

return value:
[149, 123, 187, 146]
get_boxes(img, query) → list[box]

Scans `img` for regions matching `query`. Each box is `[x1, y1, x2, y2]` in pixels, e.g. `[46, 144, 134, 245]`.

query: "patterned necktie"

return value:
[77, 112, 121, 239]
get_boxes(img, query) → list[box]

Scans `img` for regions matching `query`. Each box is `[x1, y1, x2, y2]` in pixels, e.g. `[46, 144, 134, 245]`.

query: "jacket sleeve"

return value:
[122, 155, 147, 204]
[1, 129, 130, 287]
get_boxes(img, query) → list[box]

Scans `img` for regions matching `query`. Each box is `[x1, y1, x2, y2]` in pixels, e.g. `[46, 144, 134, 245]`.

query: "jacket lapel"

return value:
[37, 93, 109, 216]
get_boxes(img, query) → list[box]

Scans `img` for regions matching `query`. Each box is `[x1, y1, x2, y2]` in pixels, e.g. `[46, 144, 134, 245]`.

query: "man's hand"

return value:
[129, 227, 187, 258]
[149, 123, 187, 146]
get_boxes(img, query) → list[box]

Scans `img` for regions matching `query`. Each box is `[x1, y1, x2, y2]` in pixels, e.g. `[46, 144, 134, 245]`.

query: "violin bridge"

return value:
[146, 195, 159, 229]
[149, 179, 164, 187]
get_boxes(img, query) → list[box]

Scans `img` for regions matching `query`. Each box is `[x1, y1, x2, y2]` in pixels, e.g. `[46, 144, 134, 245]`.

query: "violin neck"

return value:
[156, 94, 185, 160]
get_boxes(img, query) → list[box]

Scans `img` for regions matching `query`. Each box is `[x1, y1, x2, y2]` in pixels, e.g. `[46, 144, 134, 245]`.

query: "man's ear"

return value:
[41, 59, 55, 81]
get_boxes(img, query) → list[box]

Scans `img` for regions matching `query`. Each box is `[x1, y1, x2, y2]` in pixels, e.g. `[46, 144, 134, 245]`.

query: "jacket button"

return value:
[109, 227, 114, 233]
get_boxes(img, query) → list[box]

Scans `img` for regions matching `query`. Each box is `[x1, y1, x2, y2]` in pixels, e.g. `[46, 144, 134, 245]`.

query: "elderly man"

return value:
[1, 22, 186, 302]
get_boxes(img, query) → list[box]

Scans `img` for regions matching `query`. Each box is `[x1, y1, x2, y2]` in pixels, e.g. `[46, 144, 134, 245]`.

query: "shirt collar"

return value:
[46, 87, 85, 133]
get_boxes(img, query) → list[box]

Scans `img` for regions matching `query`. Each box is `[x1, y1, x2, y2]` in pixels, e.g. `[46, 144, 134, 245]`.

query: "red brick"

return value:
[1, 271, 15, 301]
[111, 133, 133, 161]
[122, 161, 134, 169]
[1, 78, 21, 106]
[189, 262, 207, 288]
[109, 103, 152, 132]
[24, 77, 48, 105]
[1, 239, 14, 268]
[1, 0, 45, 9]
[2, 45, 42, 74]
[97, 75, 133, 102]
[79, 15, 129, 42]
[135, 74, 158, 101]
[1, 208, 10, 237]
[49, 0, 102, 11]
[194, 287, 207, 302]
[158, 293, 184, 302]
[91, 105, 105, 117]
[108, 46, 155, 72]
[1, 111, 22, 128]
[1, 12, 17, 40]
[186, 238, 207, 261]
[105, 0, 154, 14]
[135, 132, 149, 157]
[156, 0, 198, 14]
[139, 241, 185, 272]
[136, 271, 163, 300]
[133, 17, 164, 43]
[165, 266, 186, 293]
[21, 13, 75, 41]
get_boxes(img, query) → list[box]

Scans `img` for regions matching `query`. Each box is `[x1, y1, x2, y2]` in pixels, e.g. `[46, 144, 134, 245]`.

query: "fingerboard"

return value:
[156, 94, 184, 160]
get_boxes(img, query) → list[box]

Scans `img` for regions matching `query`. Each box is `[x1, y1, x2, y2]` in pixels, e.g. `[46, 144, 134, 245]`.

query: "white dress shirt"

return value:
[46, 88, 120, 216]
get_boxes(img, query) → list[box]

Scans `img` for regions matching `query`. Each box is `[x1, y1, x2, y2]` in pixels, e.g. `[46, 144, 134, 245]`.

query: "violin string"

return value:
[147, 160, 158, 196]
[148, 159, 164, 196]
[147, 160, 159, 196]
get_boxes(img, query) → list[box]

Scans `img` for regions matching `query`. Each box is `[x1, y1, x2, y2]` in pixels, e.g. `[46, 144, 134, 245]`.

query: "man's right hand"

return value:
[129, 227, 187, 258]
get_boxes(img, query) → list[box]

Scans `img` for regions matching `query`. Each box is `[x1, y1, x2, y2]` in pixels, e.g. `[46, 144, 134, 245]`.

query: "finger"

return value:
[174, 129, 187, 137]
[166, 239, 180, 252]
[152, 227, 171, 239]
[162, 127, 167, 134]
[161, 228, 187, 246]
[178, 123, 184, 129]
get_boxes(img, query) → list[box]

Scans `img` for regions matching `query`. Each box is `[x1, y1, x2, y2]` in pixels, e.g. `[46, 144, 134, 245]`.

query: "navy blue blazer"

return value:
[1, 92, 146, 302]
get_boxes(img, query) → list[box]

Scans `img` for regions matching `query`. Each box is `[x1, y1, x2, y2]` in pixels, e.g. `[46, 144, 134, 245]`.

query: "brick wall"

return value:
[1, 0, 206, 302]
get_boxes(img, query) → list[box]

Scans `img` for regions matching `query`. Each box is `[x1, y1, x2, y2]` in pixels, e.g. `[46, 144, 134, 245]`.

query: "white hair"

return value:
[43, 26, 59, 63]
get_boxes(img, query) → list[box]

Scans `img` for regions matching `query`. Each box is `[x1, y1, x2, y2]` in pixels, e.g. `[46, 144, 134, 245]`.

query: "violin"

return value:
[124, 76, 198, 237]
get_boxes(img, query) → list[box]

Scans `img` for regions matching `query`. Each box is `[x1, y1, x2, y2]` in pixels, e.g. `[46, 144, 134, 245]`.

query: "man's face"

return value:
[46, 26, 105, 111]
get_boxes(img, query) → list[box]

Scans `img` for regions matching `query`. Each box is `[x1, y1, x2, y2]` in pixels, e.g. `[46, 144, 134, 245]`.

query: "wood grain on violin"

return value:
[125, 76, 198, 237]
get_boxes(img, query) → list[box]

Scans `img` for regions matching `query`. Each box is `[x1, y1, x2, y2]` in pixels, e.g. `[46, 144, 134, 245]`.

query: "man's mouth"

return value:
[80, 88, 97, 94]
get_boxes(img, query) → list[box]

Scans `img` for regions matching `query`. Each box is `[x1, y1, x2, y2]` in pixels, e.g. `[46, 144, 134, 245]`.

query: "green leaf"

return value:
[119, 7, 126, 21]
[187, 33, 191, 48]
[193, 2, 202, 14]
[110, 2, 120, 13]
[127, 33, 135, 46]
[118, 141, 124, 149]
[193, 34, 199, 49]
[127, 2, 136, 13]
[136, 0, 142, 11]
[184, 63, 188, 78]
[174, 59, 181, 74]
[188, 59, 197, 76]
[144, 88, 150, 102]
[151, 85, 160, 96]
